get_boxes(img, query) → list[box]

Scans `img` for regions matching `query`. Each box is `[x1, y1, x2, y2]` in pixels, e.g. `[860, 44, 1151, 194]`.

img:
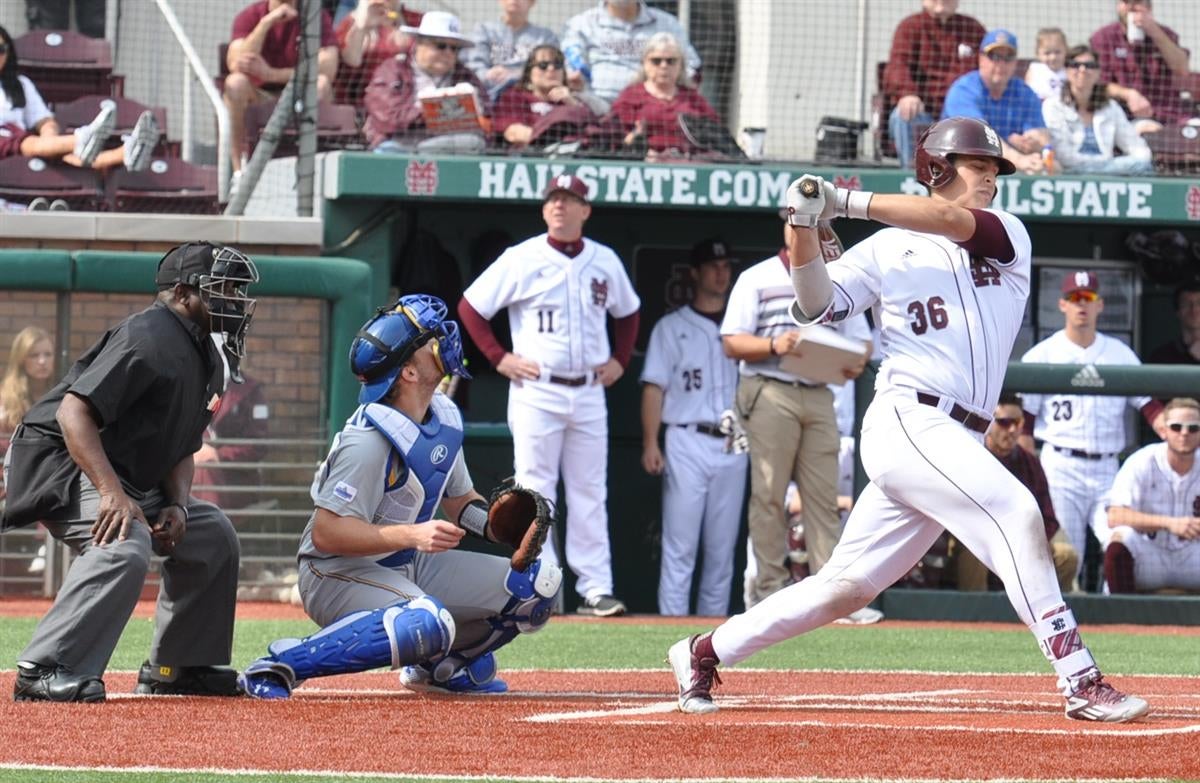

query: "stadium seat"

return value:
[105, 157, 220, 214]
[53, 95, 168, 142]
[14, 29, 123, 106]
[0, 157, 104, 211]
[244, 100, 363, 158]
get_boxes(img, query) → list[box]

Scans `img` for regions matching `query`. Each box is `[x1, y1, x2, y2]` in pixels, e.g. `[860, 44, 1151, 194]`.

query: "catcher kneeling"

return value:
[240, 294, 557, 699]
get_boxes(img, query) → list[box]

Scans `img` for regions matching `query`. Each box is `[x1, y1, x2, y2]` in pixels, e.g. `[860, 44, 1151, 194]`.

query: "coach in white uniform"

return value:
[669, 117, 1148, 724]
[1104, 397, 1200, 594]
[458, 174, 640, 617]
[641, 238, 747, 616]
[1019, 270, 1163, 585]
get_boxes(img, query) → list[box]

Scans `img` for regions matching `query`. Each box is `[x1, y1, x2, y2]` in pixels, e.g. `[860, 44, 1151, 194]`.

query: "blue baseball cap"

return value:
[981, 29, 1018, 55]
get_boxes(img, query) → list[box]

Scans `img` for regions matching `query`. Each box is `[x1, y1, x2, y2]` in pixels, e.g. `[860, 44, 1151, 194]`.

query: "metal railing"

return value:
[152, 0, 231, 203]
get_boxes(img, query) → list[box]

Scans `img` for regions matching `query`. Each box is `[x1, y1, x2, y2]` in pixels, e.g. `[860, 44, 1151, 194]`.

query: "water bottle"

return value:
[564, 44, 591, 83]
[1042, 144, 1057, 175]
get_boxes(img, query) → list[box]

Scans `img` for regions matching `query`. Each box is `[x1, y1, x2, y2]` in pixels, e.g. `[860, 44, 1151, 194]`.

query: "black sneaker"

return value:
[576, 594, 626, 617]
[13, 662, 105, 703]
[135, 660, 240, 696]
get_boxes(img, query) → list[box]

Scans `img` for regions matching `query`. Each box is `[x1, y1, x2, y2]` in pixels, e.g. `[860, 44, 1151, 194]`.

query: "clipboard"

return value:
[777, 325, 868, 386]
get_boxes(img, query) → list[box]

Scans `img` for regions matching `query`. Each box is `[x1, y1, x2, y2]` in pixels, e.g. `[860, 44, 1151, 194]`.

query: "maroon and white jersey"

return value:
[463, 233, 640, 375]
[811, 209, 1031, 416]
[1109, 442, 1200, 552]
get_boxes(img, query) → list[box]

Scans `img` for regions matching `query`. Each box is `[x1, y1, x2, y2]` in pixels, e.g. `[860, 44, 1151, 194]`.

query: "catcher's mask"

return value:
[350, 294, 470, 404]
[155, 242, 259, 382]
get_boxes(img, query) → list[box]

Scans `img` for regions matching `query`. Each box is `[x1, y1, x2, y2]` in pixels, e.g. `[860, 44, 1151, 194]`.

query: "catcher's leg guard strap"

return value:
[428, 559, 562, 683]
[247, 596, 456, 687]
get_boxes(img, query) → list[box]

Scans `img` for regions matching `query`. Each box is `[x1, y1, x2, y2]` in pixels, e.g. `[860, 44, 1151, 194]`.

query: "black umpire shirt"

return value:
[2, 301, 223, 529]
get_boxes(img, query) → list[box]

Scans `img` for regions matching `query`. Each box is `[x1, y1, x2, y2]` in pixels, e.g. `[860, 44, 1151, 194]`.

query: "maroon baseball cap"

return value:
[1061, 270, 1099, 296]
[543, 174, 590, 203]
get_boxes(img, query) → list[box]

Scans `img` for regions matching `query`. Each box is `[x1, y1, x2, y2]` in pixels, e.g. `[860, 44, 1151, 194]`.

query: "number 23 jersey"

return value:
[820, 208, 1031, 414]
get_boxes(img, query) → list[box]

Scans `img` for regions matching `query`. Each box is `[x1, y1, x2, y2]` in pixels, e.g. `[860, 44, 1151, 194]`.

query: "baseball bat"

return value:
[799, 179, 820, 198]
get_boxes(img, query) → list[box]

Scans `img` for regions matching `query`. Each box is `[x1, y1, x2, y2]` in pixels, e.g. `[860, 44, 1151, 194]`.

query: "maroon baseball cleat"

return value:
[667, 633, 721, 714]
[1065, 674, 1150, 722]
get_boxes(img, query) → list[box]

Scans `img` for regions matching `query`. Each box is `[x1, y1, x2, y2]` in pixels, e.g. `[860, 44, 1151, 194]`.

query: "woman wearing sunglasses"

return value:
[493, 44, 606, 148]
[1041, 44, 1152, 174]
[0, 24, 159, 175]
[608, 32, 720, 161]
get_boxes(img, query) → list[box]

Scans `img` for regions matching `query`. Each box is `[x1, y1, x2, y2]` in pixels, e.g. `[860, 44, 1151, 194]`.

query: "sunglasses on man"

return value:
[430, 41, 463, 52]
[1167, 422, 1200, 434]
[985, 51, 1017, 63]
[1064, 290, 1099, 304]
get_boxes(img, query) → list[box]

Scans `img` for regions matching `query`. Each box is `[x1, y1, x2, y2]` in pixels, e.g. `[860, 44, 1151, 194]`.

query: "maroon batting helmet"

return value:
[914, 117, 1015, 189]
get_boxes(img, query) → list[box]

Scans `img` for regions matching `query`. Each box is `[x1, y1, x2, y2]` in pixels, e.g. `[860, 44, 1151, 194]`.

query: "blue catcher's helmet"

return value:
[350, 294, 470, 404]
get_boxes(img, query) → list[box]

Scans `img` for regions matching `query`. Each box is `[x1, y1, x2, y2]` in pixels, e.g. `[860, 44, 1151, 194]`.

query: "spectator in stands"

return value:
[364, 12, 489, 154]
[609, 33, 720, 161]
[956, 394, 1079, 593]
[942, 29, 1050, 174]
[334, 0, 422, 107]
[1019, 270, 1164, 590]
[1025, 27, 1069, 102]
[0, 26, 159, 173]
[1105, 397, 1200, 594]
[1090, 0, 1193, 133]
[330, 0, 417, 28]
[0, 327, 55, 500]
[25, 0, 105, 39]
[493, 45, 605, 149]
[464, 0, 559, 102]
[225, 0, 339, 172]
[884, 0, 986, 168]
[1148, 281, 1200, 365]
[1043, 45, 1154, 175]
[561, 0, 700, 113]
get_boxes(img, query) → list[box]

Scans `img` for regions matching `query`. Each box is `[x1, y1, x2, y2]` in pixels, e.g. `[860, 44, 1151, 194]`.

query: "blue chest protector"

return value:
[355, 397, 464, 567]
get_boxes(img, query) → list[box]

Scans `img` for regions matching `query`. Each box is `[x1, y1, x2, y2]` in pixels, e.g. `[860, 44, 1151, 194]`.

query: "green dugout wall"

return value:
[0, 250, 371, 442]
[321, 152, 1200, 618]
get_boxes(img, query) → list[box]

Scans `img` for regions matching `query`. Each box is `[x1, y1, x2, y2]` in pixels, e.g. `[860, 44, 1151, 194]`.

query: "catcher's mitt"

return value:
[487, 480, 553, 571]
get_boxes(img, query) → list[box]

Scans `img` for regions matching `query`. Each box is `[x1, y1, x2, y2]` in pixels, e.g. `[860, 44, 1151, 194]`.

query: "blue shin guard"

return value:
[240, 596, 455, 699]
[400, 559, 561, 693]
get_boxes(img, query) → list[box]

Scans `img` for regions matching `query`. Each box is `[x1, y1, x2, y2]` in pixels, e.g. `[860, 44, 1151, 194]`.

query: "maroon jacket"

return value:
[995, 446, 1059, 540]
[363, 52, 489, 148]
[1091, 21, 1190, 123]
[883, 11, 986, 116]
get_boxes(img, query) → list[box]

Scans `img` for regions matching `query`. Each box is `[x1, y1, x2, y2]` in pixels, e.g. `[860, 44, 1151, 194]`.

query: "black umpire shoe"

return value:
[13, 662, 106, 703]
[134, 661, 241, 696]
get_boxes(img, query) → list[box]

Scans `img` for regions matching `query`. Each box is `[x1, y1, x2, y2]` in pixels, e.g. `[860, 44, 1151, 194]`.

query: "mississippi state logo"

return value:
[590, 278, 608, 307]
[983, 125, 1001, 150]
[406, 160, 439, 196]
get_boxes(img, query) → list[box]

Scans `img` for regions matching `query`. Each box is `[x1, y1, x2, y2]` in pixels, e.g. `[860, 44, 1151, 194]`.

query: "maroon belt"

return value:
[548, 374, 588, 387]
[916, 392, 990, 434]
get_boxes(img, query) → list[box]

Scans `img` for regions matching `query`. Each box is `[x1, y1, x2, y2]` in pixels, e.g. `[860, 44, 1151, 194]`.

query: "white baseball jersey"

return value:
[641, 306, 737, 425]
[1020, 331, 1151, 454]
[1108, 443, 1200, 553]
[803, 209, 1032, 415]
[724, 253, 871, 384]
[463, 234, 640, 375]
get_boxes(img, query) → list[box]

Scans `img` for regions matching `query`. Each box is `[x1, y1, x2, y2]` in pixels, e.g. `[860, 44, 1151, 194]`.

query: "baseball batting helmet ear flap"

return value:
[914, 116, 1016, 189]
[350, 294, 471, 405]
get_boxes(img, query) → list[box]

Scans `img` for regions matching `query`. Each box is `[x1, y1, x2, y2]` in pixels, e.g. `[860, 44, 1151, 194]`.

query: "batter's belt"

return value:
[916, 391, 990, 434]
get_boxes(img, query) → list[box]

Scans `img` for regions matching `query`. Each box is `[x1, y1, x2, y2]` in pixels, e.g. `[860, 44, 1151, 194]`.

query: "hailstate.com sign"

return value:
[332, 154, 1200, 224]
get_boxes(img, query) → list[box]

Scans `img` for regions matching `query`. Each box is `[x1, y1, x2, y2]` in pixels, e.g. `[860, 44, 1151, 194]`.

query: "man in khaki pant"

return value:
[721, 224, 869, 607]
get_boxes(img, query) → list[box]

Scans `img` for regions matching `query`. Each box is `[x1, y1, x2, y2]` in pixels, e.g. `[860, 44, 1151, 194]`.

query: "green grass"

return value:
[1, 614, 1197, 675]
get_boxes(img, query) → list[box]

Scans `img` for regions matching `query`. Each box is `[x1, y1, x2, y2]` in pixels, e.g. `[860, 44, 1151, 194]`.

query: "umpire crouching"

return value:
[2, 241, 259, 702]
